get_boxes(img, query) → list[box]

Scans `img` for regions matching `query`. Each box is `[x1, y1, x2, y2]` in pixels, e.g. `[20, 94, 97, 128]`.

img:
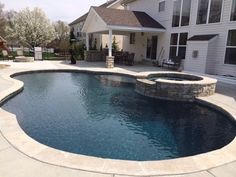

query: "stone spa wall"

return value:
[135, 73, 217, 102]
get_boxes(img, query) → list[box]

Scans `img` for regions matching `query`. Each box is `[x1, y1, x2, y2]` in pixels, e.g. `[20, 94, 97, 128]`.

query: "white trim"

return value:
[179, 0, 184, 27]
[86, 33, 89, 51]
[220, 0, 225, 23]
[82, 7, 108, 33]
[107, 25, 166, 33]
[230, 0, 236, 22]
[108, 29, 113, 57]
[206, 0, 211, 24]
[187, 41, 212, 44]
[107, 0, 122, 8]
[176, 32, 180, 55]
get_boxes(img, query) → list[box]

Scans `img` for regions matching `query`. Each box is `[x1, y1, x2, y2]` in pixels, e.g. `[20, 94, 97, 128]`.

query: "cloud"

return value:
[1, 0, 107, 22]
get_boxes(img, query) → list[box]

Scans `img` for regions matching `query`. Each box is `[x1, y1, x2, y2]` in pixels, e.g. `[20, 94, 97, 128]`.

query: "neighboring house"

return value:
[82, 0, 236, 77]
[69, 0, 124, 50]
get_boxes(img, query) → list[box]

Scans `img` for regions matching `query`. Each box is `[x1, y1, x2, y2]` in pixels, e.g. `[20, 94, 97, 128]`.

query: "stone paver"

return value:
[0, 142, 112, 177]
[209, 161, 236, 177]
[0, 134, 10, 151]
[0, 60, 236, 177]
[0, 76, 13, 91]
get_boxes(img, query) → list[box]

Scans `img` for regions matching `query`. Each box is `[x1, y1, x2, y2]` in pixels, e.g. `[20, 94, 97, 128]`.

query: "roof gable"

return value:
[69, 0, 118, 26]
[93, 7, 165, 29]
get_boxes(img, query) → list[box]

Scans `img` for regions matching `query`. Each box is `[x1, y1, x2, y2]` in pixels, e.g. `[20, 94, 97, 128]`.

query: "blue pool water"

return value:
[2, 72, 236, 161]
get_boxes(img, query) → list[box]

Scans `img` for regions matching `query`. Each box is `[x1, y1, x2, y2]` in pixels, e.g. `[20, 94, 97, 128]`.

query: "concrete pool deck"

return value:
[0, 60, 236, 177]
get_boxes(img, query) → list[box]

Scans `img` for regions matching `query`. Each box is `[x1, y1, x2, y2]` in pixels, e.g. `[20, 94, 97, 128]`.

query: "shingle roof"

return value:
[121, 0, 136, 5]
[93, 7, 165, 29]
[69, 0, 117, 26]
[188, 34, 218, 41]
[69, 13, 88, 26]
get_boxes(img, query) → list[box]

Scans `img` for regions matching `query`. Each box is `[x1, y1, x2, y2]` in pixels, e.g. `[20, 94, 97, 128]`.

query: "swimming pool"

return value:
[2, 72, 236, 161]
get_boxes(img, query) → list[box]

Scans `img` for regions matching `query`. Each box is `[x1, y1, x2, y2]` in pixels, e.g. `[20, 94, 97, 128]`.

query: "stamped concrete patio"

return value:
[0, 60, 236, 177]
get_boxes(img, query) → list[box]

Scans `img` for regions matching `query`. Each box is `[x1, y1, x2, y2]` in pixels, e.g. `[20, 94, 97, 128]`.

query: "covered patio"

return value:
[82, 7, 165, 68]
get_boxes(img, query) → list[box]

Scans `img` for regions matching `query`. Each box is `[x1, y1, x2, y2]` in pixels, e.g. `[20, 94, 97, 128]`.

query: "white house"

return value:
[82, 0, 236, 77]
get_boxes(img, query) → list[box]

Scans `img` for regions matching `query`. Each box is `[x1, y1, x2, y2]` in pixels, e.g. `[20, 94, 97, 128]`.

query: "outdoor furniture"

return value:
[126, 53, 135, 66]
[162, 56, 182, 70]
[114, 51, 126, 64]
[121, 52, 129, 65]
[114, 51, 124, 64]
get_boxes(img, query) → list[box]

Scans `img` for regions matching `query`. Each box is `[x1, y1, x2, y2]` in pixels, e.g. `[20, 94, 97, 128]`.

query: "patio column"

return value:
[86, 33, 89, 51]
[108, 29, 112, 57]
[106, 29, 114, 69]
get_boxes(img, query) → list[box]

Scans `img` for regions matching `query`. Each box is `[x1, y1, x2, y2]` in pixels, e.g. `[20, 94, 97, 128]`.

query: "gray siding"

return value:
[125, 0, 236, 76]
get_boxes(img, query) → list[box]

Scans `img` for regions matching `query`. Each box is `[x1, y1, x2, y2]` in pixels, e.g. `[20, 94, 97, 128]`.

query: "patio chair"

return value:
[114, 51, 123, 64]
[121, 52, 129, 65]
[162, 56, 182, 70]
[126, 53, 135, 66]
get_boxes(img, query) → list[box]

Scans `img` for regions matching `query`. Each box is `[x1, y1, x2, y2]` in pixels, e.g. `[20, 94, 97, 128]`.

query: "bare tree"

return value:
[53, 20, 70, 56]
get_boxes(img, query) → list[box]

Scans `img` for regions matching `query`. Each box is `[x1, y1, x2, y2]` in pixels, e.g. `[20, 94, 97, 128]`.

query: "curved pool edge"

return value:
[0, 68, 236, 176]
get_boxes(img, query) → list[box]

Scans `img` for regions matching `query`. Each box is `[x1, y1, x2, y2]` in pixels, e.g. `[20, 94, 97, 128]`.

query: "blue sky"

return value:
[1, 0, 107, 23]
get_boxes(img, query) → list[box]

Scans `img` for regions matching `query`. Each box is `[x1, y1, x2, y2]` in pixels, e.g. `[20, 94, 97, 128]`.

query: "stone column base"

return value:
[106, 56, 114, 68]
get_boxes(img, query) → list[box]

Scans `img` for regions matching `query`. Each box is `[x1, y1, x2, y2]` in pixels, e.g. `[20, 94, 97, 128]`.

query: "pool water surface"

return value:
[2, 72, 236, 161]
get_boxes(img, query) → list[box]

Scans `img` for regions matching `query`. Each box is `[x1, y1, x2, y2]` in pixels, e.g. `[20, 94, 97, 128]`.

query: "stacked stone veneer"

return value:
[135, 73, 217, 102]
[106, 56, 114, 68]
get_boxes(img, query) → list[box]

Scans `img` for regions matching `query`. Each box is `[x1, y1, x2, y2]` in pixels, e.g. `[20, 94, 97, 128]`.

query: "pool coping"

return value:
[0, 68, 236, 176]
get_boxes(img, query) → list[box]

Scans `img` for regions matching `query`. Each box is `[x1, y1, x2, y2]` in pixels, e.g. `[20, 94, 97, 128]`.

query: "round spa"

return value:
[135, 72, 217, 101]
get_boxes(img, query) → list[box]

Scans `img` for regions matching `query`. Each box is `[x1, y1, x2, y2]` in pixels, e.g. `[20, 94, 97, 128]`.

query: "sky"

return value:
[0, 0, 108, 23]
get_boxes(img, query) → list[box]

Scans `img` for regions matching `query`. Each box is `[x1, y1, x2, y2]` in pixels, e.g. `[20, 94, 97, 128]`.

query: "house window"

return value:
[225, 30, 236, 65]
[231, 0, 236, 21]
[197, 0, 223, 24]
[130, 33, 135, 44]
[181, 0, 192, 26]
[172, 0, 192, 27]
[77, 32, 82, 38]
[172, 0, 181, 27]
[169, 33, 188, 59]
[159, 1, 165, 12]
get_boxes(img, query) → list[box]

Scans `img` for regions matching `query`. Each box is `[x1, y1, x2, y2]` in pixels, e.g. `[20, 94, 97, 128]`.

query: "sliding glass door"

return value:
[146, 36, 158, 60]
